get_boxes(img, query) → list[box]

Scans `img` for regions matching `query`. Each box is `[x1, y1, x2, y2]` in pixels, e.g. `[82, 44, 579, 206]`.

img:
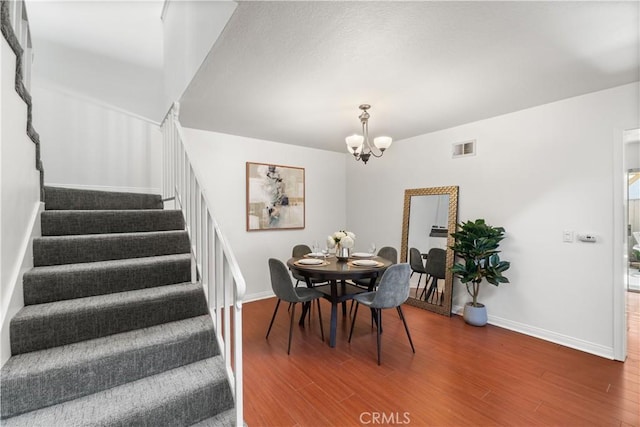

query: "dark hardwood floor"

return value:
[243, 292, 639, 426]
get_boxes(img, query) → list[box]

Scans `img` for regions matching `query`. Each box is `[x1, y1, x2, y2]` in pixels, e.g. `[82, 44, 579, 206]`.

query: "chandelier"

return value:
[345, 104, 392, 164]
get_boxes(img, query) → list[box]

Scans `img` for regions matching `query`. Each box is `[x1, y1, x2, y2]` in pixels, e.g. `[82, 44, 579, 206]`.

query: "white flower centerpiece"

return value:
[327, 230, 356, 261]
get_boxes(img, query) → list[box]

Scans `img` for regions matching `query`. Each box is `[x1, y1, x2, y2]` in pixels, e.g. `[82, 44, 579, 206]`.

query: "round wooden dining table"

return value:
[287, 255, 392, 347]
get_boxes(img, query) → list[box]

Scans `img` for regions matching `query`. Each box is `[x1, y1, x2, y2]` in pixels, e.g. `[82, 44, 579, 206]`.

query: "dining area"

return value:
[262, 185, 460, 365]
[267, 236, 414, 365]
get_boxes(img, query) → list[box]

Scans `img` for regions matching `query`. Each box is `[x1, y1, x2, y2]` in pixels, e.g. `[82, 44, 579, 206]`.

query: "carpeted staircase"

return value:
[1, 186, 235, 426]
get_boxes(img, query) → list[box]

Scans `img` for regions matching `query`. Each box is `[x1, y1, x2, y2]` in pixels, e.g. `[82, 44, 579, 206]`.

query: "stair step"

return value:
[44, 186, 163, 210]
[23, 254, 192, 305]
[33, 230, 190, 267]
[1, 315, 217, 419]
[41, 209, 184, 236]
[191, 409, 237, 426]
[1, 356, 233, 427]
[10, 283, 208, 354]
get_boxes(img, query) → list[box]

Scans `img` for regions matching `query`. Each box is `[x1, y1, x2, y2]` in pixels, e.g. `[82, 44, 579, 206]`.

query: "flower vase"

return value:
[336, 245, 350, 261]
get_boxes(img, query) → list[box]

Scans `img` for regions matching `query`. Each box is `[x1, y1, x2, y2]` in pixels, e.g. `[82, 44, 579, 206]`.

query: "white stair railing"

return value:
[161, 103, 246, 427]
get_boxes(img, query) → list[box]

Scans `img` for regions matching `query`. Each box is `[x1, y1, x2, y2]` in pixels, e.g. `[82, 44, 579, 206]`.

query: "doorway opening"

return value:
[628, 169, 640, 293]
[618, 129, 640, 361]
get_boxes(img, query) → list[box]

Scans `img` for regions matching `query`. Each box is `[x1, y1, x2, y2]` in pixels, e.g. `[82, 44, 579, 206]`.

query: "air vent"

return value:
[452, 140, 476, 158]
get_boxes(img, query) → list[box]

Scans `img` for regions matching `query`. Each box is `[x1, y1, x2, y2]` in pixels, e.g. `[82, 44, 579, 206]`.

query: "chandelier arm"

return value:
[368, 149, 384, 158]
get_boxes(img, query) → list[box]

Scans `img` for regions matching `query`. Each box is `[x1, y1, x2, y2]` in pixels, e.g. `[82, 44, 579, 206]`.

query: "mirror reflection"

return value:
[400, 186, 459, 316]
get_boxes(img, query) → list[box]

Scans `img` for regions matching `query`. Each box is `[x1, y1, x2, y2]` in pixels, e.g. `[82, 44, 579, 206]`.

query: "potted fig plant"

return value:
[450, 219, 510, 326]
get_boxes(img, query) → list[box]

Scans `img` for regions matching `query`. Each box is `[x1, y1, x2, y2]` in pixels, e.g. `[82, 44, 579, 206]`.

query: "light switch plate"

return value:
[563, 230, 574, 242]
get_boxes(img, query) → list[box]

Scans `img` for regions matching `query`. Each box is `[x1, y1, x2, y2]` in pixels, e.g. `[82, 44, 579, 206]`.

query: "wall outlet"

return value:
[577, 233, 597, 243]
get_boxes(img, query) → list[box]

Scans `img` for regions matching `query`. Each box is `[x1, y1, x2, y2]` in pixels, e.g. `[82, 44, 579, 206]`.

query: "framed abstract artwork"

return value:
[246, 162, 305, 231]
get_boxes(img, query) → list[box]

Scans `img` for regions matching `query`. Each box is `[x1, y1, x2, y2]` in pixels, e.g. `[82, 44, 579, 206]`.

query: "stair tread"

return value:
[41, 209, 184, 236]
[44, 186, 163, 210]
[25, 253, 191, 276]
[23, 254, 192, 305]
[13, 282, 201, 321]
[42, 209, 181, 215]
[2, 357, 230, 427]
[33, 230, 191, 266]
[35, 229, 188, 242]
[2, 315, 214, 377]
[191, 409, 237, 427]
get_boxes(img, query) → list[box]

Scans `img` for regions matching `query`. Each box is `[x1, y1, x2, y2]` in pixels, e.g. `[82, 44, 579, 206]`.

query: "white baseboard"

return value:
[1, 202, 43, 367]
[44, 183, 162, 195]
[243, 290, 274, 303]
[451, 304, 614, 359]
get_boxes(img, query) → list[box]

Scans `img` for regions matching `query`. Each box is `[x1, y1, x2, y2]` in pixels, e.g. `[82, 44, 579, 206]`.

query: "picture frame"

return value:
[246, 162, 305, 231]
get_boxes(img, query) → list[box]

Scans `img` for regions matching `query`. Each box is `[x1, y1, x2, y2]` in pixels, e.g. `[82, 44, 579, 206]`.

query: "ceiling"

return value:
[180, 1, 639, 153]
[24, 1, 639, 153]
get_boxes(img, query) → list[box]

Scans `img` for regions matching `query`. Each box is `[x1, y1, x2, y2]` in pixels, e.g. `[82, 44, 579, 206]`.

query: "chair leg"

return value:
[266, 299, 281, 339]
[376, 308, 382, 365]
[316, 298, 325, 341]
[348, 301, 360, 342]
[289, 279, 302, 313]
[397, 306, 415, 353]
[425, 277, 438, 303]
[419, 276, 430, 300]
[414, 273, 423, 297]
[288, 302, 296, 355]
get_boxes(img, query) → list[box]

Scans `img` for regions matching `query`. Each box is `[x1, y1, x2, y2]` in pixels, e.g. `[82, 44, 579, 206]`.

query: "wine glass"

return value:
[368, 242, 376, 255]
[321, 245, 329, 258]
[312, 240, 320, 255]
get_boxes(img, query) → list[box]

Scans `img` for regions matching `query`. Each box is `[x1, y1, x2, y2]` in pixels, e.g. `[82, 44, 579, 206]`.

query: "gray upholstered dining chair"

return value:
[266, 258, 325, 354]
[349, 246, 398, 315]
[377, 246, 398, 264]
[409, 247, 428, 297]
[348, 263, 415, 365]
[352, 246, 398, 290]
[291, 244, 312, 287]
[420, 248, 446, 304]
[290, 243, 327, 303]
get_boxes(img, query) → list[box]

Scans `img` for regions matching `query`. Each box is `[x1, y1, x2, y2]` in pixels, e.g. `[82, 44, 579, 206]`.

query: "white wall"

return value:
[32, 39, 163, 121]
[162, 0, 236, 109]
[627, 140, 639, 170]
[181, 127, 347, 300]
[346, 83, 639, 358]
[1, 38, 42, 365]
[32, 84, 162, 194]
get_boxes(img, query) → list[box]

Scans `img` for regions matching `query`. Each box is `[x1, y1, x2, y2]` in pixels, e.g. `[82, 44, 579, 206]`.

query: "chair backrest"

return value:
[370, 263, 411, 309]
[409, 247, 426, 272]
[377, 246, 398, 264]
[292, 244, 311, 258]
[424, 248, 446, 279]
[269, 258, 300, 303]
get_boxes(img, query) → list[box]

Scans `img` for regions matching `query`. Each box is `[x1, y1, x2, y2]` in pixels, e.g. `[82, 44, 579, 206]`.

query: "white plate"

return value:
[306, 252, 325, 258]
[297, 258, 324, 265]
[352, 252, 373, 258]
[352, 259, 379, 267]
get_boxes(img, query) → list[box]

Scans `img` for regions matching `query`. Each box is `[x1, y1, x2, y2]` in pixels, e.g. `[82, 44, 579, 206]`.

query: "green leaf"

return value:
[449, 218, 511, 298]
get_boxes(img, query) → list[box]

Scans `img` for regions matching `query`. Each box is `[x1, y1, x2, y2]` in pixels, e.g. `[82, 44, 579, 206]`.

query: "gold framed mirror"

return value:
[400, 186, 459, 316]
